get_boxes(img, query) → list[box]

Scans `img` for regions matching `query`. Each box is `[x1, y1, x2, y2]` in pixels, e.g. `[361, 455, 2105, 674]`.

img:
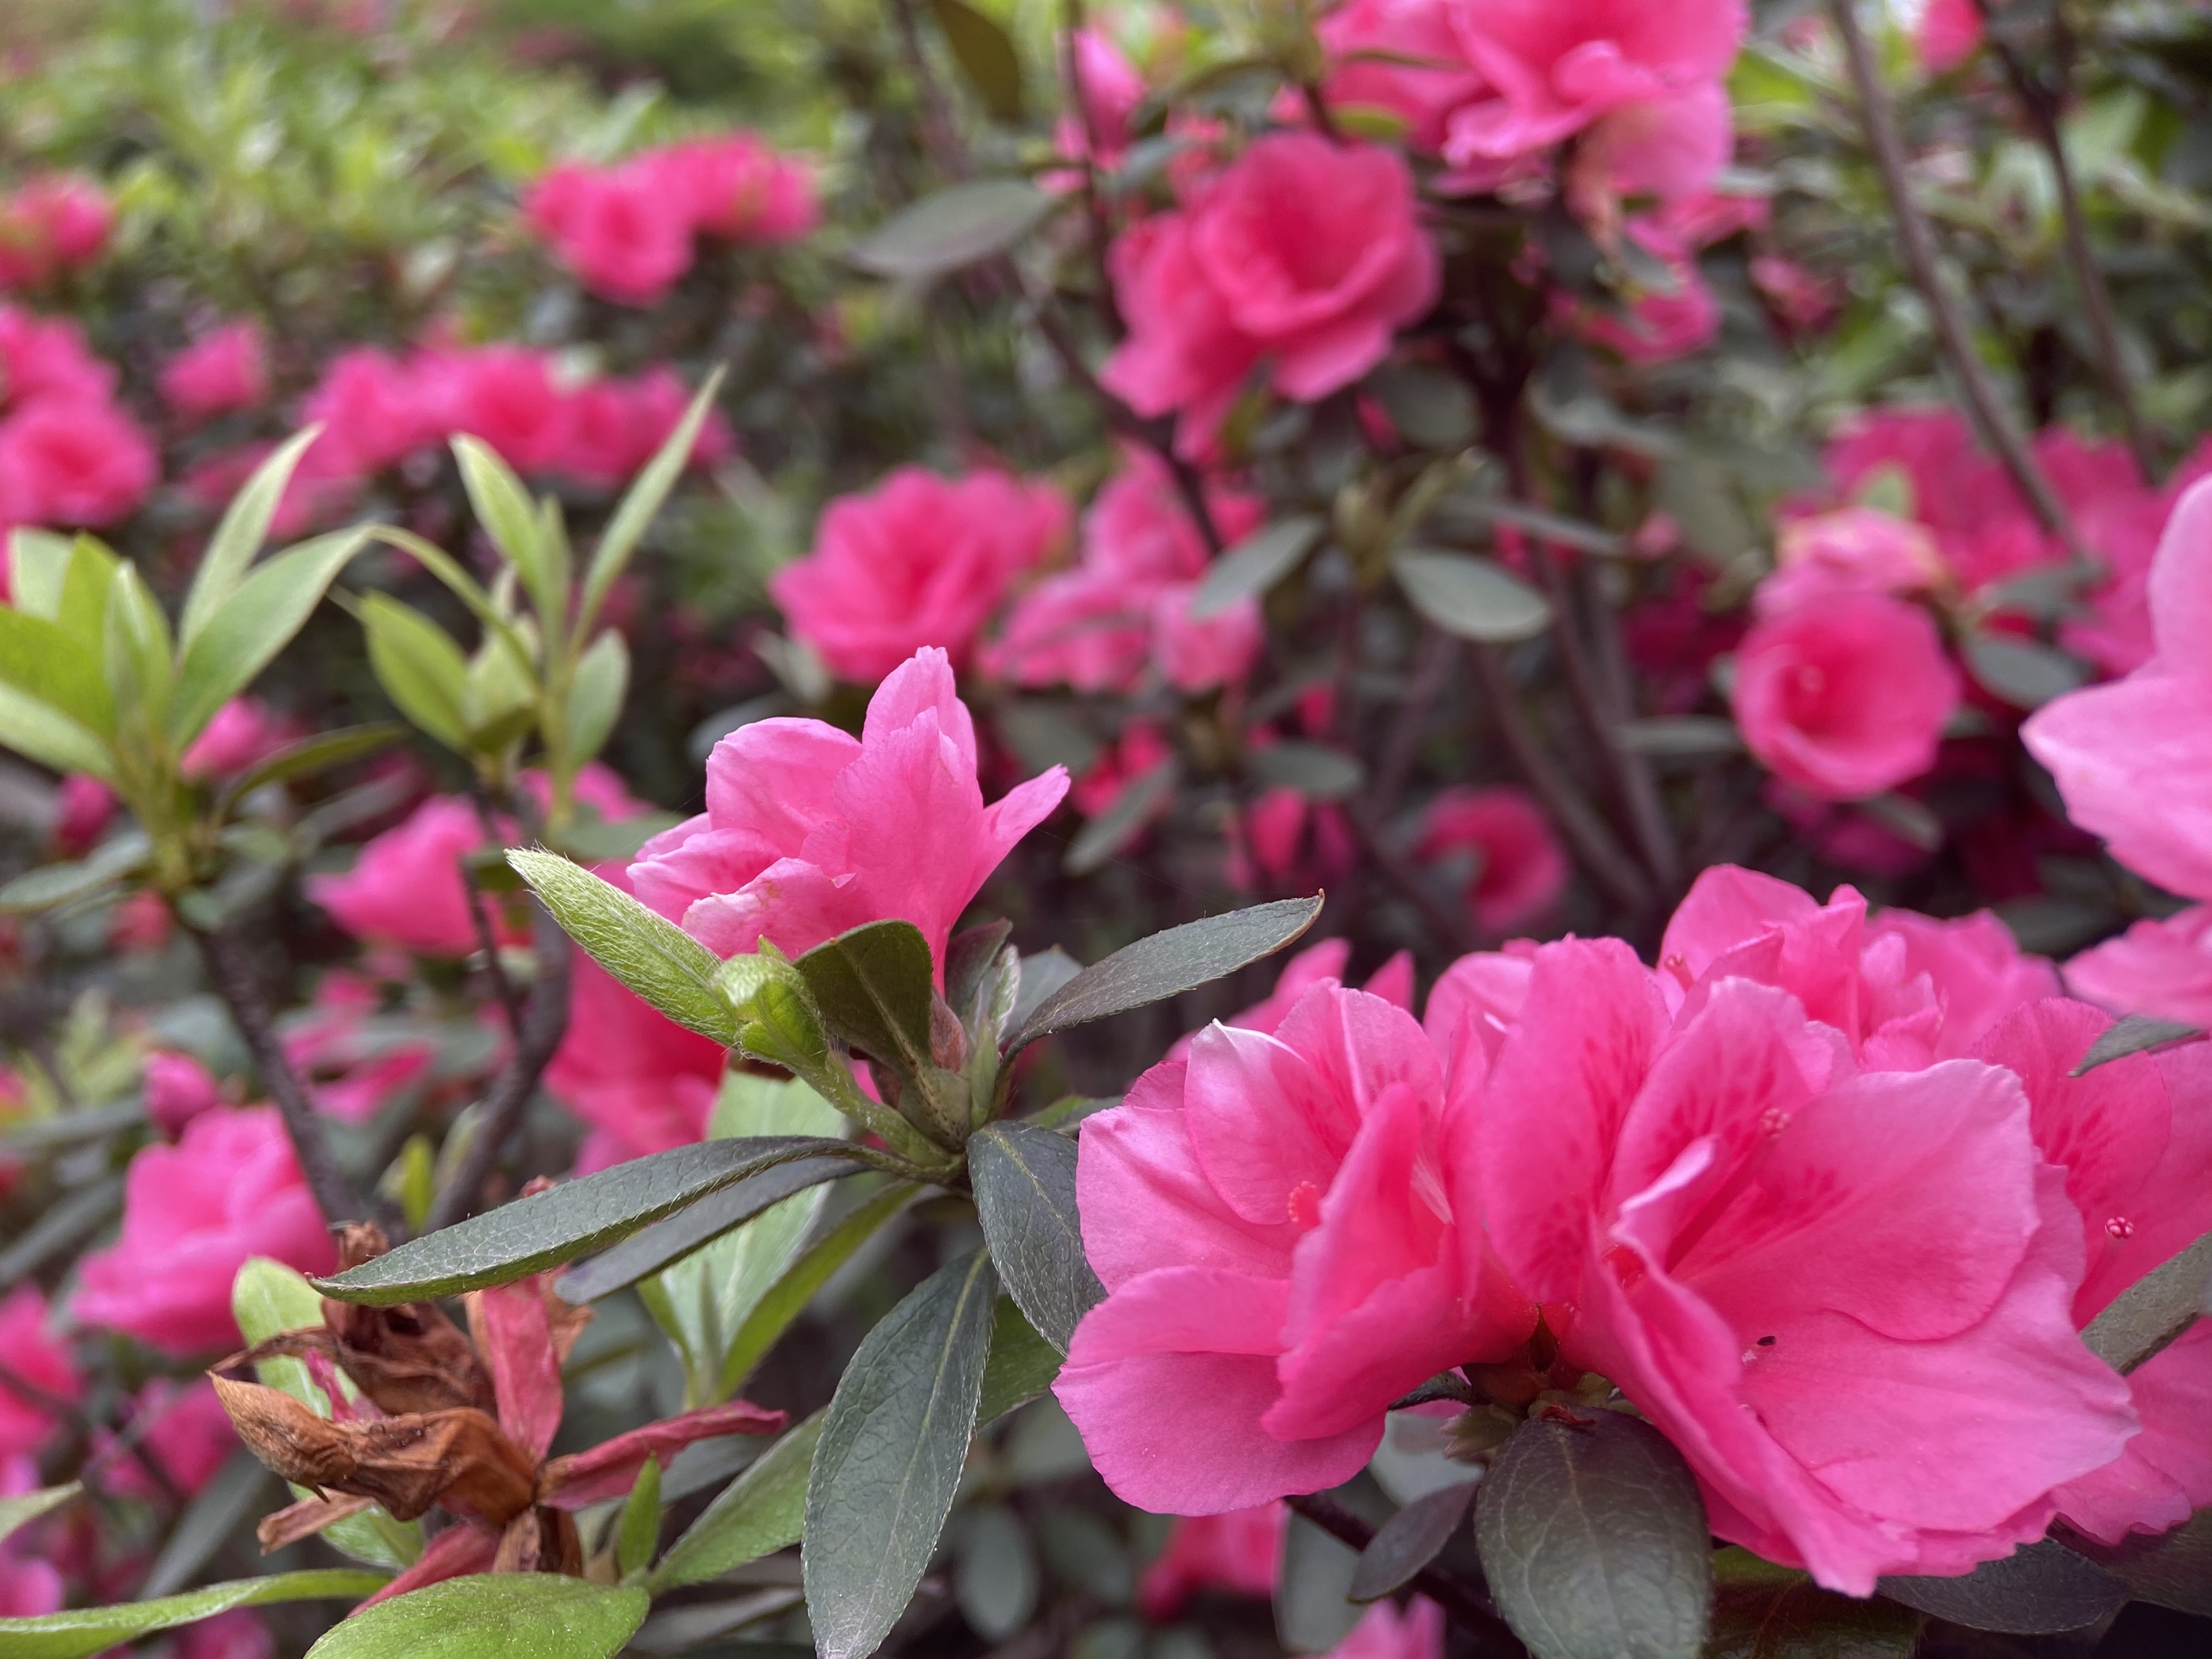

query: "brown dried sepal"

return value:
[256, 1492, 375, 1554]
[494, 1506, 583, 1576]
[317, 1224, 495, 1416]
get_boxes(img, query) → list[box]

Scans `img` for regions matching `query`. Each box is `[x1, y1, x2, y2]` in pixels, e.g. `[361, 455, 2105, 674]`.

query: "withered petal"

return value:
[257, 1492, 375, 1554]
[538, 1399, 787, 1511]
[355, 1522, 500, 1612]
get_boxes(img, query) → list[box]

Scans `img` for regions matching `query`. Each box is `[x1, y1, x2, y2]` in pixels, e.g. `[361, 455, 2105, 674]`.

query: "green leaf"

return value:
[51, 535, 119, 651]
[848, 180, 1057, 280]
[172, 529, 367, 745]
[0, 833, 150, 915]
[313, 1136, 851, 1303]
[1347, 1482, 1475, 1603]
[580, 369, 726, 637]
[976, 1295, 1060, 1425]
[453, 436, 562, 631]
[1707, 1558, 1919, 1658]
[714, 1181, 916, 1395]
[955, 1505, 1039, 1640]
[4, 529, 77, 621]
[0, 605, 112, 735]
[1005, 895, 1323, 1055]
[103, 561, 174, 737]
[0, 1571, 386, 1659]
[508, 849, 740, 1045]
[929, 0, 1023, 121]
[1962, 633, 2090, 710]
[1277, 1505, 1363, 1653]
[1189, 515, 1323, 619]
[303, 1574, 647, 1659]
[651, 1410, 826, 1591]
[1616, 716, 1744, 758]
[0, 1482, 78, 1548]
[1247, 742, 1364, 801]
[1876, 1539, 2128, 1634]
[1392, 548, 1553, 644]
[140, 1452, 276, 1598]
[804, 1250, 997, 1659]
[968, 1121, 1103, 1355]
[566, 628, 629, 767]
[0, 683, 112, 778]
[795, 919, 937, 1075]
[1063, 758, 1175, 877]
[180, 427, 324, 648]
[1654, 456, 1755, 565]
[2080, 1228, 2212, 1373]
[2073, 1014, 2202, 1075]
[220, 723, 406, 809]
[1474, 1409, 1711, 1659]
[617, 1453, 662, 1578]
[2063, 1506, 2212, 1617]
[359, 591, 472, 753]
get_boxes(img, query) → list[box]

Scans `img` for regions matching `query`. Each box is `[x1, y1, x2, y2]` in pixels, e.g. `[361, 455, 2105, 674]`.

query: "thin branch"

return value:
[1973, 0, 2157, 481]
[1059, 0, 1123, 337]
[1373, 624, 1457, 810]
[1826, 0, 2085, 555]
[460, 861, 525, 1035]
[889, 0, 967, 180]
[1284, 1492, 1527, 1658]
[1344, 801, 1478, 959]
[193, 925, 362, 1226]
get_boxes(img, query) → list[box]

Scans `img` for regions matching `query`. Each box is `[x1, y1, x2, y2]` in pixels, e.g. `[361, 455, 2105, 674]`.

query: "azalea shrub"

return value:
[3, 2, 2212, 1658]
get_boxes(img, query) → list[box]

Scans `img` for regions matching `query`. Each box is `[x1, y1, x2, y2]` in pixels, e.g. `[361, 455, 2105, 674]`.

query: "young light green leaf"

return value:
[928, 0, 1024, 122]
[2081, 1229, 2212, 1373]
[453, 436, 562, 630]
[580, 369, 726, 637]
[1878, 1539, 2128, 1633]
[172, 529, 367, 745]
[566, 628, 629, 767]
[2073, 1014, 2203, 1075]
[0, 605, 114, 735]
[359, 591, 472, 753]
[1348, 1483, 1476, 1604]
[616, 1454, 662, 1578]
[651, 1409, 826, 1591]
[102, 562, 174, 736]
[4, 529, 76, 620]
[714, 1181, 916, 1394]
[1005, 895, 1323, 1055]
[969, 1121, 1102, 1355]
[508, 848, 739, 1045]
[1392, 548, 1553, 644]
[313, 1136, 851, 1303]
[0, 1570, 386, 1659]
[0, 683, 111, 778]
[180, 426, 323, 647]
[1475, 1410, 1712, 1659]
[219, 724, 406, 810]
[0, 833, 150, 915]
[976, 1295, 1060, 1425]
[804, 1250, 998, 1659]
[794, 919, 936, 1074]
[848, 180, 1057, 280]
[1189, 515, 1323, 619]
[303, 1574, 647, 1659]
[0, 1482, 78, 1548]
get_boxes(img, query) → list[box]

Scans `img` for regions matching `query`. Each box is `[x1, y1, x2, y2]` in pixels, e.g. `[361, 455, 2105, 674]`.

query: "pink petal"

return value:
[703, 718, 861, 854]
[2148, 475, 2212, 664]
[465, 1282, 565, 1459]
[539, 1399, 786, 1509]
[2023, 674, 2212, 903]
[2056, 1320, 2212, 1544]
[354, 1523, 498, 1611]
[1183, 1022, 1357, 1227]
[862, 645, 976, 769]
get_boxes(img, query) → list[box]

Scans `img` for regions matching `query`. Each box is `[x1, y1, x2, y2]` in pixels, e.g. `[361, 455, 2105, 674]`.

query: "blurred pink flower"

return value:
[0, 397, 158, 528]
[72, 1107, 337, 1356]
[160, 321, 270, 421]
[525, 162, 696, 307]
[145, 1051, 224, 1138]
[0, 1459, 61, 1617]
[1328, 1598, 1444, 1659]
[1103, 134, 1439, 456]
[1056, 30, 1147, 168]
[1320, 0, 1489, 157]
[101, 1379, 240, 1498]
[51, 773, 116, 856]
[652, 134, 818, 243]
[1416, 786, 1568, 933]
[773, 467, 1070, 682]
[308, 796, 508, 957]
[1559, 218, 1720, 364]
[174, 1611, 275, 1659]
[1732, 591, 1959, 802]
[1757, 507, 1945, 617]
[632, 647, 1068, 971]
[181, 698, 297, 781]
[1916, 0, 1984, 72]
[2064, 906, 2212, 1026]
[0, 306, 117, 409]
[1137, 1502, 1285, 1617]
[0, 174, 111, 289]
[280, 972, 444, 1125]
[1056, 982, 1534, 1512]
[0, 1287, 79, 1462]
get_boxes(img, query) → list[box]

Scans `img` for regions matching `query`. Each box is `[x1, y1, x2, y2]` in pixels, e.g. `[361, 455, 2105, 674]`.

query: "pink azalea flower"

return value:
[279, 972, 446, 1126]
[1320, 0, 1490, 158]
[308, 796, 509, 958]
[0, 174, 111, 289]
[772, 467, 1071, 682]
[1415, 786, 1568, 934]
[0, 305, 118, 409]
[1055, 30, 1148, 168]
[0, 397, 158, 528]
[99, 1379, 240, 1498]
[631, 647, 1068, 972]
[160, 321, 270, 421]
[2025, 476, 2212, 901]
[51, 772, 116, 856]
[0, 1459, 61, 1618]
[145, 1050, 224, 1138]
[1731, 591, 1959, 802]
[1055, 981, 1535, 1513]
[181, 698, 297, 781]
[71, 1108, 337, 1356]
[300, 346, 438, 477]
[524, 161, 697, 306]
[433, 345, 581, 475]
[1101, 134, 1440, 456]
[1138, 1502, 1285, 1617]
[1916, 0, 1985, 73]
[1326, 1598, 1444, 1659]
[1756, 507, 1946, 618]
[1165, 938, 1416, 1064]
[174, 1611, 274, 1659]
[2063, 906, 2212, 1025]
[1568, 81, 1736, 212]
[0, 1287, 80, 1463]
[1475, 936, 2135, 1593]
[651, 134, 819, 243]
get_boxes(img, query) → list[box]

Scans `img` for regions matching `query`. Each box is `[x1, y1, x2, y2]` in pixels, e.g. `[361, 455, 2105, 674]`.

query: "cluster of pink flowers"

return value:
[0, 305, 156, 537]
[1053, 863, 2212, 1592]
[523, 133, 817, 306]
[160, 320, 271, 422]
[0, 174, 110, 290]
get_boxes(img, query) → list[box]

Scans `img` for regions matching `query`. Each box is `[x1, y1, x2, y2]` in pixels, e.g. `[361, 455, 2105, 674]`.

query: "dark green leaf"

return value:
[2080, 1229, 2212, 1373]
[804, 1250, 997, 1659]
[1189, 516, 1324, 620]
[1962, 634, 2091, 711]
[303, 1574, 647, 1659]
[552, 1154, 864, 1302]
[1616, 717, 1743, 758]
[141, 1452, 276, 1597]
[1364, 366, 1476, 450]
[848, 181, 1057, 280]
[1465, 500, 1625, 560]
[220, 724, 406, 810]
[0, 833, 150, 914]
[1005, 896, 1323, 1055]
[508, 849, 740, 1045]
[1011, 949, 1084, 1034]
[0, 1482, 78, 1548]
[1392, 548, 1553, 643]
[929, 0, 1023, 122]
[969, 1121, 1103, 1354]
[1064, 760, 1175, 876]
[359, 591, 472, 753]
[1347, 1482, 1475, 1603]
[717, 1184, 916, 1396]
[582, 370, 725, 637]
[652, 1411, 826, 1591]
[1707, 1555, 1919, 1658]
[947, 920, 1015, 1020]
[173, 531, 367, 745]
[1475, 1409, 1711, 1659]
[794, 919, 935, 1071]
[314, 1136, 849, 1303]
[180, 428, 323, 648]
[956, 1504, 1039, 1640]
[1277, 1505, 1362, 1652]
[2062, 1508, 2212, 1616]
[978, 1296, 1061, 1425]
[1877, 1538, 2128, 1633]
[2073, 1014, 2203, 1075]
[0, 1570, 386, 1659]
[1654, 456, 1754, 565]
[617, 1454, 662, 1578]
[1247, 743, 1363, 801]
